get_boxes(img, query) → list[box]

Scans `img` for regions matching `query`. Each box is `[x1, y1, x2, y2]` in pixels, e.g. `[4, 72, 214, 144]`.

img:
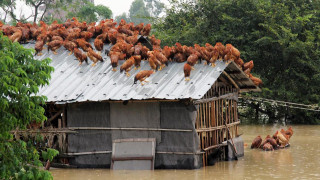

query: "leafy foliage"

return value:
[115, 12, 130, 23]
[0, 0, 16, 23]
[66, 0, 112, 23]
[115, 0, 164, 24]
[145, 0, 165, 17]
[153, 0, 320, 124]
[95, 5, 113, 21]
[0, 33, 54, 179]
[0, 0, 75, 23]
[42, 148, 59, 162]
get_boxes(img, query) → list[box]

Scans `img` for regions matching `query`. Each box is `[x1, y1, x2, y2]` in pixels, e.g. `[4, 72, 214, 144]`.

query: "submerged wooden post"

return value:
[58, 118, 63, 151]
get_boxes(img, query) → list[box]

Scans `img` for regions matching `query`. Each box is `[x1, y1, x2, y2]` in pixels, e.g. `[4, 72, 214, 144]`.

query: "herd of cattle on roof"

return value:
[0, 18, 262, 86]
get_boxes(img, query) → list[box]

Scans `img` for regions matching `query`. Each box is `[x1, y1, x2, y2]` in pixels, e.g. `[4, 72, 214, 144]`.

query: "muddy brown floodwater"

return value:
[51, 125, 320, 180]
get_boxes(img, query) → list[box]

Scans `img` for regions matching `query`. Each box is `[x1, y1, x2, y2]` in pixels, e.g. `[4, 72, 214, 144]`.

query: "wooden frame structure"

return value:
[194, 76, 240, 166]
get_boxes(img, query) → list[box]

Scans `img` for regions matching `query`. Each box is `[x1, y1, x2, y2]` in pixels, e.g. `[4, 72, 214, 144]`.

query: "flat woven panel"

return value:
[67, 102, 111, 167]
[110, 102, 161, 144]
[157, 102, 200, 153]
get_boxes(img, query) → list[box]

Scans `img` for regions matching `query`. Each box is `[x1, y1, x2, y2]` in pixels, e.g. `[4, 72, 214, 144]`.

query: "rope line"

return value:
[239, 96, 320, 112]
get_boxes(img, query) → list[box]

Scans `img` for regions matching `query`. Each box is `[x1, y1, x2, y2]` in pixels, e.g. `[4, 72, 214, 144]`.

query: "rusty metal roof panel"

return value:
[23, 43, 232, 103]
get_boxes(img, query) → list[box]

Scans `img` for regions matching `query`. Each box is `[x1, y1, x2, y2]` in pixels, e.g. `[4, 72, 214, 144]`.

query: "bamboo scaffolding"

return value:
[196, 81, 240, 166]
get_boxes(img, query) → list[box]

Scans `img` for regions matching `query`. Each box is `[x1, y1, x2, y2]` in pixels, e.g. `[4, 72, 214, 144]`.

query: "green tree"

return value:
[41, 0, 73, 24]
[144, 0, 165, 17]
[24, 0, 55, 23]
[153, 0, 320, 124]
[115, 12, 130, 23]
[95, 4, 113, 21]
[0, 33, 54, 179]
[0, 0, 76, 23]
[115, 0, 164, 24]
[66, 1, 112, 23]
[129, 0, 151, 24]
[0, 0, 15, 23]
[0, 0, 35, 23]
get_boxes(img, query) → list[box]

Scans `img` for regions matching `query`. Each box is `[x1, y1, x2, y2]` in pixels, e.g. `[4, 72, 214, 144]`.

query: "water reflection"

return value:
[52, 125, 320, 180]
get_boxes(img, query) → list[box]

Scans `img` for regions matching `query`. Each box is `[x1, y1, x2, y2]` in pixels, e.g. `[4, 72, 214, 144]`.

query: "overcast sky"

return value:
[6, 0, 169, 21]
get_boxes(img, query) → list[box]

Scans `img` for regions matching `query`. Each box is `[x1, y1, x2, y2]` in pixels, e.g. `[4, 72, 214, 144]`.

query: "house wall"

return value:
[67, 101, 201, 169]
[67, 102, 111, 168]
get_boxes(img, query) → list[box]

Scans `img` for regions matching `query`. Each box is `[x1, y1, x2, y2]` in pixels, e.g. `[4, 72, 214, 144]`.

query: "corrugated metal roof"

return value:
[23, 42, 258, 103]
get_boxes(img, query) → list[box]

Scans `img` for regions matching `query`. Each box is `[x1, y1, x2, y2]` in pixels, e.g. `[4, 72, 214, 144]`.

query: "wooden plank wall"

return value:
[195, 81, 239, 166]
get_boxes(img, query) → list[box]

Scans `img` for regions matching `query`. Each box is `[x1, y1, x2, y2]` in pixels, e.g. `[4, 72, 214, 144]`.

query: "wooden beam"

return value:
[104, 99, 179, 103]
[64, 151, 203, 157]
[196, 121, 240, 133]
[203, 143, 227, 151]
[239, 86, 261, 93]
[112, 156, 153, 161]
[240, 86, 258, 89]
[223, 71, 240, 90]
[225, 71, 242, 74]
[218, 76, 230, 85]
[45, 110, 62, 126]
[65, 151, 112, 156]
[194, 92, 238, 104]
[47, 162, 77, 168]
[12, 129, 77, 134]
[68, 127, 193, 132]
[156, 151, 204, 155]
[234, 78, 250, 82]
[62, 105, 66, 128]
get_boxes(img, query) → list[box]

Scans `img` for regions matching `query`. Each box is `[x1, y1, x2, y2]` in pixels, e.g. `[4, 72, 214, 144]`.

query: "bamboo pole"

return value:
[214, 100, 217, 145]
[207, 102, 210, 151]
[223, 71, 240, 90]
[62, 106, 66, 128]
[200, 103, 205, 166]
[64, 151, 205, 156]
[196, 108, 200, 129]
[221, 91, 224, 141]
[193, 93, 238, 104]
[58, 119, 63, 152]
[218, 86, 221, 143]
[69, 127, 193, 132]
[12, 129, 77, 134]
[65, 151, 112, 156]
[204, 101, 208, 166]
[236, 100, 239, 136]
[228, 99, 231, 139]
[156, 151, 205, 155]
[61, 105, 67, 154]
[215, 83, 218, 146]
[203, 143, 227, 151]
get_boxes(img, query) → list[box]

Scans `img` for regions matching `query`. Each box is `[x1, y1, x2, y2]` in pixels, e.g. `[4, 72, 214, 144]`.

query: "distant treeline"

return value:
[152, 0, 320, 124]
